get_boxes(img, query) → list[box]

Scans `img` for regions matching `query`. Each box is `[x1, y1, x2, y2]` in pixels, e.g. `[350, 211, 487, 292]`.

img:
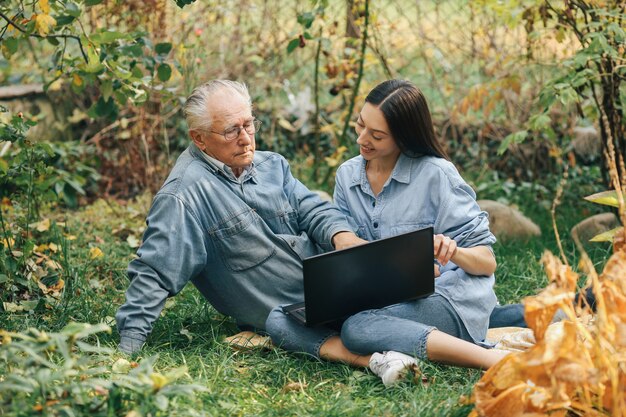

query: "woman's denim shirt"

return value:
[116, 144, 352, 348]
[334, 154, 497, 343]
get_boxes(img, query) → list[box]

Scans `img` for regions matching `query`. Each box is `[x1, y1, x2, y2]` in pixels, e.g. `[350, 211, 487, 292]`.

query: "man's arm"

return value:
[279, 157, 356, 250]
[116, 193, 208, 353]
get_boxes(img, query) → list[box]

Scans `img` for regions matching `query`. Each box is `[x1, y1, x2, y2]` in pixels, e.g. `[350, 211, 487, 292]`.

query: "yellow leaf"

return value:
[35, 13, 57, 37]
[64, 234, 77, 241]
[73, 73, 83, 87]
[1, 237, 15, 248]
[278, 118, 297, 132]
[48, 242, 58, 253]
[584, 190, 620, 208]
[589, 227, 623, 242]
[112, 358, 132, 374]
[150, 373, 169, 390]
[35, 218, 51, 232]
[89, 247, 104, 259]
[548, 146, 561, 159]
[46, 259, 62, 270]
[34, 243, 49, 252]
[39, 0, 50, 14]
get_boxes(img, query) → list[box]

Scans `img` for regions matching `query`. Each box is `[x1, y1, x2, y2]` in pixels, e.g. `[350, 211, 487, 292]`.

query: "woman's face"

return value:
[355, 103, 401, 164]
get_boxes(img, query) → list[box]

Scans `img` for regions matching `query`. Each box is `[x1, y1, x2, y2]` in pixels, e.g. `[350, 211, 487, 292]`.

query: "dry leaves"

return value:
[224, 331, 273, 351]
[470, 250, 626, 416]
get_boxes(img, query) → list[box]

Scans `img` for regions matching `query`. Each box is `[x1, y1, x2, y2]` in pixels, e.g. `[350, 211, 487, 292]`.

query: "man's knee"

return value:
[265, 306, 288, 341]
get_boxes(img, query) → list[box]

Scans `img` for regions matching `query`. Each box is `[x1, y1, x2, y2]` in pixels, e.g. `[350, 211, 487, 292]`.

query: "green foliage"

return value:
[0, 108, 102, 320]
[485, 0, 626, 175]
[0, 323, 206, 416]
[0, 0, 180, 121]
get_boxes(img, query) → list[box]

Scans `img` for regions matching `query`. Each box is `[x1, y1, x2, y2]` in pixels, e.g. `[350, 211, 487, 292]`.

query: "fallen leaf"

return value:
[89, 247, 104, 259]
[126, 235, 140, 248]
[3, 302, 23, 312]
[35, 218, 51, 232]
[282, 381, 307, 393]
[112, 358, 131, 374]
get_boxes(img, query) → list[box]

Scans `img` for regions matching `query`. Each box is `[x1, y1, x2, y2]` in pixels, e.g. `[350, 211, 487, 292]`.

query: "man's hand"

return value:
[433, 234, 458, 266]
[332, 231, 368, 250]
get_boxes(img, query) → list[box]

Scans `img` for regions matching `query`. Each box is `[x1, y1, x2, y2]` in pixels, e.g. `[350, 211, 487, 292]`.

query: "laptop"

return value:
[283, 227, 435, 327]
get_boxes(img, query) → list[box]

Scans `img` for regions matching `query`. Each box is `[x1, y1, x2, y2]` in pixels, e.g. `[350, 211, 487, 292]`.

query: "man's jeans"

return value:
[488, 304, 527, 328]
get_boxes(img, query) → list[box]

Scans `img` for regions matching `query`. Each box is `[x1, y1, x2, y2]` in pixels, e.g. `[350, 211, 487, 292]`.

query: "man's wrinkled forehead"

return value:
[208, 88, 252, 126]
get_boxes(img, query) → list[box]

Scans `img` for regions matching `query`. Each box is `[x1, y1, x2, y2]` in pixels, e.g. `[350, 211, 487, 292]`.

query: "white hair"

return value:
[183, 80, 252, 131]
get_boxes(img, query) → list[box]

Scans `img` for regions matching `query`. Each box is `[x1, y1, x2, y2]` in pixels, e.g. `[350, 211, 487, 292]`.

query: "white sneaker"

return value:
[369, 351, 420, 386]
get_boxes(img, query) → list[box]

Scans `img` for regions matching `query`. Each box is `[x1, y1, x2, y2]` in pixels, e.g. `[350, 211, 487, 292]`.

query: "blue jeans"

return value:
[488, 304, 527, 328]
[266, 294, 471, 360]
[266, 306, 339, 358]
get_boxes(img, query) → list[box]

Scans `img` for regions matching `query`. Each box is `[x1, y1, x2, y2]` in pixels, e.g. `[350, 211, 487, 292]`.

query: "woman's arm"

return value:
[434, 234, 496, 276]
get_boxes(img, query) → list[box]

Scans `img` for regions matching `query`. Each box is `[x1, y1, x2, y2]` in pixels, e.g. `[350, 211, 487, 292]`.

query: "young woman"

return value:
[266, 79, 508, 386]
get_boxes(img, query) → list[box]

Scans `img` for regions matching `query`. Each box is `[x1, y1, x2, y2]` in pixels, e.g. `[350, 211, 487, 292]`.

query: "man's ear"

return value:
[189, 129, 205, 150]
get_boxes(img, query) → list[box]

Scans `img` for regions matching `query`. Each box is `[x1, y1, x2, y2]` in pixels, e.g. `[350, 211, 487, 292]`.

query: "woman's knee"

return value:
[340, 311, 373, 353]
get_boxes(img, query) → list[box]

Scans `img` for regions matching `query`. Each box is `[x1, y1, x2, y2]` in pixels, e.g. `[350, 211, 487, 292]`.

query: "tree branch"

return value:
[0, 10, 88, 62]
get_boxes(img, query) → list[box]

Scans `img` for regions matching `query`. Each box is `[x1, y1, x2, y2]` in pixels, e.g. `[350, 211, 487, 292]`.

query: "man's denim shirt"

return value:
[334, 154, 497, 343]
[116, 144, 353, 348]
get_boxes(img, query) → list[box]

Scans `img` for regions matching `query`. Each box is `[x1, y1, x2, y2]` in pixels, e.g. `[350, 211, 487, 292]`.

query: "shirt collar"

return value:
[190, 143, 255, 183]
[350, 153, 414, 188]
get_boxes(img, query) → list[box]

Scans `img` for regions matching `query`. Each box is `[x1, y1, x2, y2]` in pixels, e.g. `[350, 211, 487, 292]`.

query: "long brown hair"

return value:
[365, 79, 449, 160]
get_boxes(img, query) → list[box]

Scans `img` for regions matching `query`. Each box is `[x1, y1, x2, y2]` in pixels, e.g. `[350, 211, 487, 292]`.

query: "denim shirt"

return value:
[116, 144, 353, 347]
[334, 154, 497, 343]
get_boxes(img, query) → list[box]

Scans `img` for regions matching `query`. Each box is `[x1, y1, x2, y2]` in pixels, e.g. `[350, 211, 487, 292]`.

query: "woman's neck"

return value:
[366, 153, 400, 175]
[366, 154, 400, 196]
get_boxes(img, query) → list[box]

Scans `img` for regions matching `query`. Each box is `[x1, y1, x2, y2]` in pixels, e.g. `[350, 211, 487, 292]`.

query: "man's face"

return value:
[191, 90, 255, 172]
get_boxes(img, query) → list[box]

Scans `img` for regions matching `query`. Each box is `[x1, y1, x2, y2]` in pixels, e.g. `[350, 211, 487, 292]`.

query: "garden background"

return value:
[1, 0, 625, 416]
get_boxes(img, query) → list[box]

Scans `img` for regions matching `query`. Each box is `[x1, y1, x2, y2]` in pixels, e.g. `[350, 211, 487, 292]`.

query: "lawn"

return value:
[0, 163, 613, 416]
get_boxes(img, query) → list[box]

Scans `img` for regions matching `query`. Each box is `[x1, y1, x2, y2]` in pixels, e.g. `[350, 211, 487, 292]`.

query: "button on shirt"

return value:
[116, 144, 353, 348]
[333, 153, 497, 343]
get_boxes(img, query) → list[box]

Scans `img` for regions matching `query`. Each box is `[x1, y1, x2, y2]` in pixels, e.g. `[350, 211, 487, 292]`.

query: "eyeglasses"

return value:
[209, 119, 262, 141]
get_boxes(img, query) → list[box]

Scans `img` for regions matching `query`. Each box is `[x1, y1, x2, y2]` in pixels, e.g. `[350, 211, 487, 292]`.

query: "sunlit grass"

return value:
[0, 167, 615, 416]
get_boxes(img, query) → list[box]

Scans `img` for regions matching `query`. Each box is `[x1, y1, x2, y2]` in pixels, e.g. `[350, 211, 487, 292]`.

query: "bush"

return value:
[0, 322, 206, 417]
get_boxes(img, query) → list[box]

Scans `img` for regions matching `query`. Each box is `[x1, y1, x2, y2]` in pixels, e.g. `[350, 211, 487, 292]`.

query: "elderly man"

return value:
[116, 80, 363, 354]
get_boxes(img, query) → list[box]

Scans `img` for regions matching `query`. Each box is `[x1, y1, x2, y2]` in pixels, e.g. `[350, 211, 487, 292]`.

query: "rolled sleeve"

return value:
[436, 180, 496, 249]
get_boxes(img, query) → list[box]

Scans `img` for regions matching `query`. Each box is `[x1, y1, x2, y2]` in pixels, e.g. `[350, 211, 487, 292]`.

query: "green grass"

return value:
[0, 165, 615, 416]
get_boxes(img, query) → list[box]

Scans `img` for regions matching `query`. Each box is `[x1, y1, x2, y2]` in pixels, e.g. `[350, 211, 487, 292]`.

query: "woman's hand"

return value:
[433, 234, 458, 266]
[433, 235, 497, 276]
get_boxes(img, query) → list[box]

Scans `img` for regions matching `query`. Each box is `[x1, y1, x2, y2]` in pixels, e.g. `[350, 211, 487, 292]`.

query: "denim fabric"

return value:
[489, 304, 527, 328]
[334, 154, 497, 343]
[116, 144, 353, 349]
[341, 294, 471, 359]
[265, 306, 339, 358]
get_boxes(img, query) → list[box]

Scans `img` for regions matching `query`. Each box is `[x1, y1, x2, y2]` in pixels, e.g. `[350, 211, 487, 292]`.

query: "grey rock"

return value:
[478, 200, 541, 240]
[571, 126, 600, 160]
[570, 212, 619, 243]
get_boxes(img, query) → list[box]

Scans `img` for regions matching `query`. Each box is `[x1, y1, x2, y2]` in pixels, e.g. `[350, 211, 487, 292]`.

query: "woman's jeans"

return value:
[265, 293, 472, 359]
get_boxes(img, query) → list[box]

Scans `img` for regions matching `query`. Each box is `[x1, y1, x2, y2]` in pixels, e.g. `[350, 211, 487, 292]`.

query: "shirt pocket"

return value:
[208, 208, 276, 272]
[275, 206, 298, 234]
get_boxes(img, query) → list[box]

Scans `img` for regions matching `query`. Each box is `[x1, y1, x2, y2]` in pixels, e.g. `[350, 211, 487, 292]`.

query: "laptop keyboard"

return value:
[290, 306, 306, 320]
